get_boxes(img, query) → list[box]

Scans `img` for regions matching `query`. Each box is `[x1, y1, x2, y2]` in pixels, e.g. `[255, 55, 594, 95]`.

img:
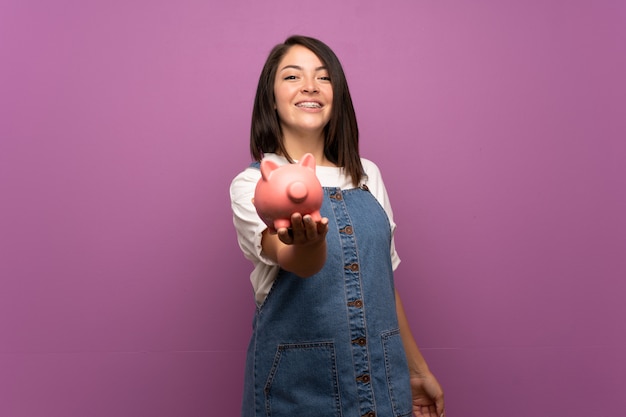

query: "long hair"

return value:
[250, 35, 363, 187]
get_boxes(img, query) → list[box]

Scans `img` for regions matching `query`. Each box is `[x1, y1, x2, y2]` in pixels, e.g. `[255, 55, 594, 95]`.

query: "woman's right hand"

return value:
[262, 212, 329, 278]
[276, 213, 328, 246]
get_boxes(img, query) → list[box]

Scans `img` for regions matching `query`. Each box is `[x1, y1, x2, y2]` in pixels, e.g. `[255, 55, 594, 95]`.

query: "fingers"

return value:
[415, 405, 439, 417]
[277, 213, 327, 245]
[276, 227, 293, 244]
[291, 213, 320, 242]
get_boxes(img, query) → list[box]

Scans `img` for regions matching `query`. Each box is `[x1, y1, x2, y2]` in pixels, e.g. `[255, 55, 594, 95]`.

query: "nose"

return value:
[301, 77, 319, 94]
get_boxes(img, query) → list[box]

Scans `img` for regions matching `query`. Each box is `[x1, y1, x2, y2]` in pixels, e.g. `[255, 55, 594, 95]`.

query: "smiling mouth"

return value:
[296, 102, 323, 109]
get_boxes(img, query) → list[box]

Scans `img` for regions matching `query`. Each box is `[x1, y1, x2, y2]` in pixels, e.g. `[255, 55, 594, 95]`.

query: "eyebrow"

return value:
[279, 65, 328, 72]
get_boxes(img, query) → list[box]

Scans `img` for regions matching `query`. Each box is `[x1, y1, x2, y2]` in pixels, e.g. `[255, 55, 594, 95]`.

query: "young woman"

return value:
[230, 35, 444, 417]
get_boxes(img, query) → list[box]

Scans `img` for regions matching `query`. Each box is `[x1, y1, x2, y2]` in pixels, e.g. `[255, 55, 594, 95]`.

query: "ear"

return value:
[300, 153, 316, 172]
[260, 159, 279, 181]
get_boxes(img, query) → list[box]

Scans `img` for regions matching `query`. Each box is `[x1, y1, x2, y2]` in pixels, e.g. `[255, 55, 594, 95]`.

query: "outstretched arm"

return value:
[396, 289, 445, 417]
[261, 212, 329, 278]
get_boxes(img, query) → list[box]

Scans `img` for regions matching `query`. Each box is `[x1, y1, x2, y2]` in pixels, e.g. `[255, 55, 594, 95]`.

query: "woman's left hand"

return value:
[410, 371, 445, 417]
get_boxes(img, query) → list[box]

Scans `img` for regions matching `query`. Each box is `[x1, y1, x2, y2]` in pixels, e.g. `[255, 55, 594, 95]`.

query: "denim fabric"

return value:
[242, 186, 412, 417]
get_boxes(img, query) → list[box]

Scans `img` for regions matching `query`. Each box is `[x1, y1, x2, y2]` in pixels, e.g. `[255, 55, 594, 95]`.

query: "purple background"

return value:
[1, 1, 625, 416]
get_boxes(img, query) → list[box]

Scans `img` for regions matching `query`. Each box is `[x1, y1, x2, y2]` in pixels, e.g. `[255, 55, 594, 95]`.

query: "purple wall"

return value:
[1, 1, 624, 416]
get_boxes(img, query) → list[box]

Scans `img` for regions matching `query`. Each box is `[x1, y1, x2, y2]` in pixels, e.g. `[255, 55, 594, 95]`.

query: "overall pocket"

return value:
[382, 329, 413, 417]
[264, 341, 341, 417]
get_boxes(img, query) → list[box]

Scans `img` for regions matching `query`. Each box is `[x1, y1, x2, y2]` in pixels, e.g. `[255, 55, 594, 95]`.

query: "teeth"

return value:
[297, 102, 322, 108]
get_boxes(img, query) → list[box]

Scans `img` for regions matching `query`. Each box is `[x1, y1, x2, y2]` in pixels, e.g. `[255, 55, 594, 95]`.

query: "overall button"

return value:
[345, 263, 359, 271]
[352, 337, 367, 346]
[330, 192, 343, 200]
[347, 299, 363, 308]
[339, 225, 353, 234]
[356, 374, 371, 383]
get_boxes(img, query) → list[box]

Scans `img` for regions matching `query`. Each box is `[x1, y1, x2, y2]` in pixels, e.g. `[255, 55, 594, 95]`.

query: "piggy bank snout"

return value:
[287, 181, 308, 203]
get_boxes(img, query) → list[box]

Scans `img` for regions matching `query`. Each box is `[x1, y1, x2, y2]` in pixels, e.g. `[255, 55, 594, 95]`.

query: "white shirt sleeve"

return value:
[229, 167, 274, 265]
[230, 167, 282, 304]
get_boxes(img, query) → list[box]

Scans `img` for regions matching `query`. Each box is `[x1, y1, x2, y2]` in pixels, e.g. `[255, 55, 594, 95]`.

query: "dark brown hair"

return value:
[250, 35, 363, 187]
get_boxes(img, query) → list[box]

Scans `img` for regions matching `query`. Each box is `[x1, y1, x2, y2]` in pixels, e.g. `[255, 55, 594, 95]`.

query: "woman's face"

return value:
[273, 45, 333, 140]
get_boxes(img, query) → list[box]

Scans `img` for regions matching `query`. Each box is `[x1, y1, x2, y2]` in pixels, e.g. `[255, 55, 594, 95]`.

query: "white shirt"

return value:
[230, 153, 401, 305]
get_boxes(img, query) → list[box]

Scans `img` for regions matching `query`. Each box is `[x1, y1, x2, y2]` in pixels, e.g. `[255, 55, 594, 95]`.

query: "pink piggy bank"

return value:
[253, 153, 323, 233]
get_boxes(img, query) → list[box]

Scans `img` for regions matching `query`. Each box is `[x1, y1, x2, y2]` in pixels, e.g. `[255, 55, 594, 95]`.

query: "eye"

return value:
[319, 75, 331, 82]
[283, 75, 297, 80]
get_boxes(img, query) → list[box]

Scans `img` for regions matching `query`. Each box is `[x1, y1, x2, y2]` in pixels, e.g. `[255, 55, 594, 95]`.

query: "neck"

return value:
[281, 132, 334, 167]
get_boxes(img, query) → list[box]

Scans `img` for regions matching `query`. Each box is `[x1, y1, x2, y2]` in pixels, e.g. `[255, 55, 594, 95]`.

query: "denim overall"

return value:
[242, 179, 413, 417]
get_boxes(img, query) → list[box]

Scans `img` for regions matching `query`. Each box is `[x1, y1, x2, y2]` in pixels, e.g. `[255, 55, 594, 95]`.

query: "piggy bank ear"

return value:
[260, 159, 279, 181]
[299, 153, 316, 172]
